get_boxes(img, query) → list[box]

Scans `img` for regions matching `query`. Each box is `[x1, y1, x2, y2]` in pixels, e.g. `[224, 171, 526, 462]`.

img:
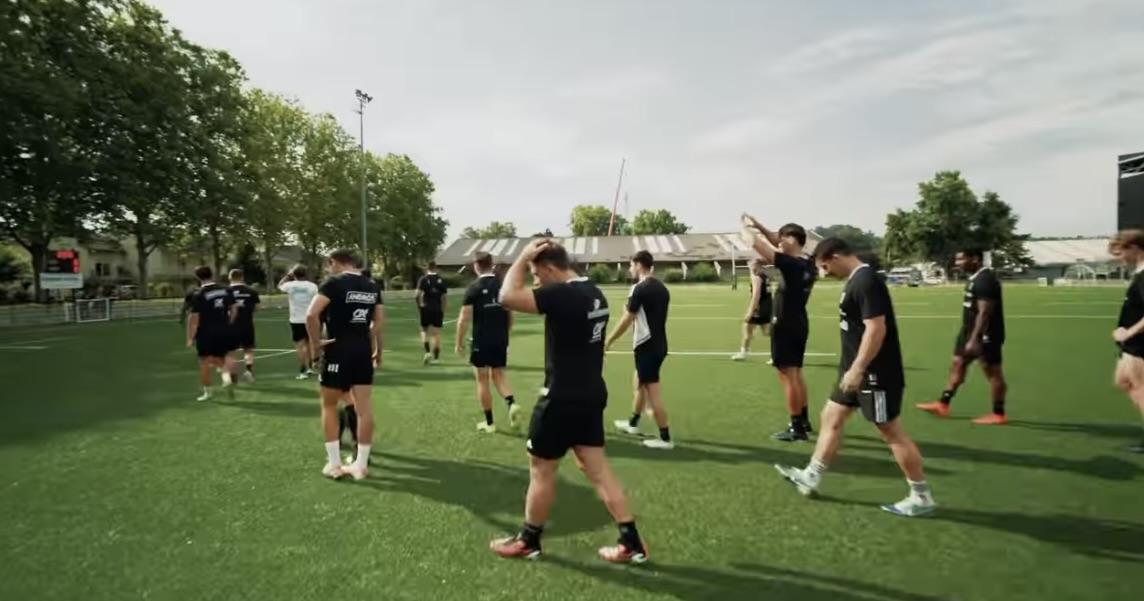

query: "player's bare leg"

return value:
[491, 367, 519, 428]
[320, 386, 346, 479]
[475, 367, 496, 433]
[615, 372, 646, 435]
[573, 446, 648, 564]
[732, 323, 755, 360]
[343, 384, 374, 480]
[918, 356, 966, 417]
[1116, 357, 1144, 452]
[971, 363, 1009, 424]
[640, 382, 673, 450]
[1129, 385, 1144, 452]
[242, 348, 255, 382]
[491, 455, 558, 559]
[420, 327, 432, 365]
[220, 354, 237, 397]
[875, 418, 936, 516]
[773, 367, 810, 441]
[196, 358, 214, 401]
[430, 326, 442, 362]
[775, 400, 852, 495]
[293, 340, 311, 379]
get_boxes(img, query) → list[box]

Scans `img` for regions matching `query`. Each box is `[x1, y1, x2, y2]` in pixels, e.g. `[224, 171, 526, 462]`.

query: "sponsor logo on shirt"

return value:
[205, 289, 227, 300]
[346, 291, 377, 304]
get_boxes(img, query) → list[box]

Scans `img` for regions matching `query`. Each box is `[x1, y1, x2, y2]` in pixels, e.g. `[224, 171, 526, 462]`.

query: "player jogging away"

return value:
[455, 251, 520, 433]
[741, 214, 817, 441]
[775, 238, 936, 517]
[279, 265, 319, 380]
[227, 269, 261, 383]
[185, 266, 238, 402]
[607, 250, 674, 450]
[917, 248, 1009, 424]
[1109, 230, 1144, 453]
[306, 249, 384, 480]
[416, 262, 448, 365]
[731, 258, 773, 361]
[490, 240, 649, 564]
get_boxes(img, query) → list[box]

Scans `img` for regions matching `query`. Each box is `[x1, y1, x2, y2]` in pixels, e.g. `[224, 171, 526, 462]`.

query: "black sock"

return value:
[629, 413, 641, 427]
[505, 395, 515, 406]
[300, 364, 308, 374]
[659, 427, 671, 442]
[992, 400, 1006, 416]
[519, 522, 544, 548]
[433, 347, 440, 359]
[940, 390, 955, 405]
[246, 363, 253, 373]
[617, 521, 644, 553]
[790, 415, 804, 431]
[345, 405, 358, 442]
[799, 406, 809, 423]
[423, 341, 430, 353]
[484, 410, 494, 426]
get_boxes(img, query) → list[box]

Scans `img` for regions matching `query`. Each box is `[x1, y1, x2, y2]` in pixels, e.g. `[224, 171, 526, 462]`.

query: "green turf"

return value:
[1, 283, 1142, 600]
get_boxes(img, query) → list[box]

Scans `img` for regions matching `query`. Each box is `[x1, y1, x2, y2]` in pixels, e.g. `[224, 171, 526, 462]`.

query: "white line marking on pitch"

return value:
[606, 350, 836, 357]
[0, 346, 48, 351]
[253, 350, 299, 360]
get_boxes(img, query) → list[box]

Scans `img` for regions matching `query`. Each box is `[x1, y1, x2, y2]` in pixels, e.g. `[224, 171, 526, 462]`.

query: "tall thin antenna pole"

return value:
[607, 158, 627, 236]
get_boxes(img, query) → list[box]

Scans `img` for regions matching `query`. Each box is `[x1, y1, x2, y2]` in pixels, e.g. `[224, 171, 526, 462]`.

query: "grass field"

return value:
[1, 282, 1142, 601]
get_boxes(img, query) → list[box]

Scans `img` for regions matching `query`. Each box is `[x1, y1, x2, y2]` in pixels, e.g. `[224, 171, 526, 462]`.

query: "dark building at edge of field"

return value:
[1119, 151, 1144, 231]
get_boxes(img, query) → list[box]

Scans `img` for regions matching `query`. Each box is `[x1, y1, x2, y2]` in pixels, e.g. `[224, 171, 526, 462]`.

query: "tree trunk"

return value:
[134, 230, 151, 300]
[209, 225, 224, 277]
[28, 242, 47, 303]
[262, 243, 276, 290]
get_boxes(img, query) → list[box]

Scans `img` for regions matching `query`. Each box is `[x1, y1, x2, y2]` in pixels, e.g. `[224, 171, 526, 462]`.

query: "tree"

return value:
[288, 113, 358, 272]
[569, 205, 628, 236]
[462, 221, 517, 239]
[531, 229, 554, 238]
[882, 171, 1032, 271]
[365, 153, 446, 284]
[630, 209, 689, 235]
[813, 225, 882, 253]
[0, 244, 28, 285]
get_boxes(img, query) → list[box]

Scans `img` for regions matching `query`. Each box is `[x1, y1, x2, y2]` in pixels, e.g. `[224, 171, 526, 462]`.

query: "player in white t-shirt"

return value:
[278, 264, 320, 380]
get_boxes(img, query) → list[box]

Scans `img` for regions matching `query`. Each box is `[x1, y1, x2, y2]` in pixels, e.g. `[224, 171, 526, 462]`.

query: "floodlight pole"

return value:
[355, 89, 374, 267]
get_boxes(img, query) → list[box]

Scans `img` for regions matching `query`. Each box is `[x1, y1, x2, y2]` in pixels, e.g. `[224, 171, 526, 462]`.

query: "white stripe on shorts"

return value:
[874, 390, 887, 423]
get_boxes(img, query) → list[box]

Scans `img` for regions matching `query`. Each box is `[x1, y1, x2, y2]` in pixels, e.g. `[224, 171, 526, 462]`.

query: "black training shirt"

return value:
[838, 265, 904, 389]
[418, 273, 448, 310]
[463, 274, 509, 350]
[190, 283, 234, 333]
[229, 284, 260, 329]
[1119, 269, 1144, 357]
[533, 278, 609, 405]
[318, 273, 382, 351]
[961, 268, 1005, 344]
[627, 277, 670, 354]
[773, 253, 817, 327]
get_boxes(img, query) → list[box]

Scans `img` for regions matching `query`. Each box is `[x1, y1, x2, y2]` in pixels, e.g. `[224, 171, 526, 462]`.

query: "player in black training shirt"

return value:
[490, 240, 648, 565]
[226, 269, 261, 383]
[416, 262, 448, 365]
[455, 251, 520, 433]
[185, 266, 238, 402]
[1110, 231, 1144, 453]
[306, 249, 384, 481]
[775, 239, 936, 517]
[917, 248, 1009, 424]
[732, 258, 773, 361]
[606, 250, 674, 450]
[741, 214, 817, 441]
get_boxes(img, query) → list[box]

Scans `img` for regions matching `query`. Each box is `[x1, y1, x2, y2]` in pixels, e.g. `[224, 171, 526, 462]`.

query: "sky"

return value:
[149, 0, 1144, 239]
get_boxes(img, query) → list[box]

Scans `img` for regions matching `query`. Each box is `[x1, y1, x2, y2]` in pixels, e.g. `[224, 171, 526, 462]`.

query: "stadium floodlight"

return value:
[354, 89, 374, 267]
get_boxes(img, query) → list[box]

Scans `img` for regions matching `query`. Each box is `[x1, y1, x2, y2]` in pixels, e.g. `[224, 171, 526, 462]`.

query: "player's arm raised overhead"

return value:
[498, 239, 549, 314]
[746, 274, 762, 321]
[306, 293, 332, 360]
[741, 214, 779, 264]
[277, 272, 294, 292]
[743, 213, 782, 246]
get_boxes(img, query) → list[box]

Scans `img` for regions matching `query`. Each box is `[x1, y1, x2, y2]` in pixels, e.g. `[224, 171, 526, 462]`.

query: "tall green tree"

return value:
[813, 224, 882, 252]
[365, 153, 446, 284]
[569, 205, 629, 236]
[462, 221, 517, 239]
[630, 209, 689, 235]
[288, 113, 357, 272]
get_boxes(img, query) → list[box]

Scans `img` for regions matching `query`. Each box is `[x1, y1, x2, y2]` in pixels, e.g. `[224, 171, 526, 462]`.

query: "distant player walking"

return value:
[227, 269, 260, 383]
[917, 248, 1009, 424]
[306, 249, 384, 480]
[742, 214, 817, 441]
[455, 251, 520, 433]
[416, 262, 448, 365]
[607, 250, 674, 450]
[775, 238, 936, 517]
[279, 265, 319, 380]
[1109, 230, 1144, 453]
[491, 240, 649, 564]
[731, 258, 773, 361]
[185, 266, 238, 402]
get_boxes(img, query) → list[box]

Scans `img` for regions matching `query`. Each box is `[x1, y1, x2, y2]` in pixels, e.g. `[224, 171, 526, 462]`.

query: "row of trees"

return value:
[461, 207, 691, 240]
[0, 0, 445, 299]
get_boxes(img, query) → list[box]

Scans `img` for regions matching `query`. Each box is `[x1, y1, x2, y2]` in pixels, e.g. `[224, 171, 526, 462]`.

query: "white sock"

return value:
[739, 346, 747, 354]
[908, 479, 932, 499]
[354, 445, 371, 470]
[805, 459, 827, 482]
[221, 371, 233, 385]
[201, 386, 211, 395]
[324, 441, 341, 466]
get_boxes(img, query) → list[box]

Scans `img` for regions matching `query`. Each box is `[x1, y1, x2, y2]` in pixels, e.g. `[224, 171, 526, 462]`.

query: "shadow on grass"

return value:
[1007, 419, 1143, 441]
[848, 435, 1142, 481]
[357, 451, 612, 538]
[548, 557, 952, 601]
[608, 437, 954, 477]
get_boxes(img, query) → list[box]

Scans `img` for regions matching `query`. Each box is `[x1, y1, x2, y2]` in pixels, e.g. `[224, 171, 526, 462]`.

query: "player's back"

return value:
[320, 273, 382, 349]
[468, 275, 509, 347]
[537, 278, 609, 404]
[631, 277, 669, 354]
[229, 284, 259, 327]
[282, 280, 319, 324]
[419, 274, 446, 309]
[193, 283, 233, 331]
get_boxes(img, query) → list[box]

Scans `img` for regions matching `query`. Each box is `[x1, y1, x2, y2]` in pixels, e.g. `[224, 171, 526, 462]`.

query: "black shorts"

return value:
[319, 347, 375, 391]
[290, 323, 308, 343]
[195, 330, 232, 359]
[831, 384, 903, 425]
[634, 348, 667, 384]
[420, 307, 444, 329]
[954, 332, 1003, 366]
[470, 344, 507, 369]
[771, 322, 809, 369]
[232, 324, 256, 349]
[749, 299, 773, 325]
[527, 396, 606, 460]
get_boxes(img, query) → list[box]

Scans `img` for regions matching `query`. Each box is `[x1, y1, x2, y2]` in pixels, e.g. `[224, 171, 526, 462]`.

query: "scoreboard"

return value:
[41, 249, 84, 289]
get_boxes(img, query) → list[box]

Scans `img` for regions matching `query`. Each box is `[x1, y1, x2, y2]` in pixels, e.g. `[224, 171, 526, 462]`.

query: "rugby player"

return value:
[227, 269, 260, 382]
[731, 258, 773, 361]
[279, 265, 319, 380]
[185, 266, 238, 402]
[775, 238, 936, 517]
[455, 251, 520, 433]
[415, 262, 448, 365]
[1110, 230, 1144, 453]
[490, 240, 648, 564]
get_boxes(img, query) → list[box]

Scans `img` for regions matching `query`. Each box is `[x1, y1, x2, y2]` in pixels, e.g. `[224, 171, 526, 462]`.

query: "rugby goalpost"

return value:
[65, 298, 112, 323]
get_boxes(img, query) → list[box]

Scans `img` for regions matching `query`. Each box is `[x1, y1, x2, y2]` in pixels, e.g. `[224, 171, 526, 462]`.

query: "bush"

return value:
[689, 262, 718, 282]
[441, 272, 467, 289]
[388, 276, 407, 291]
[587, 264, 616, 284]
[151, 282, 179, 298]
[662, 268, 684, 283]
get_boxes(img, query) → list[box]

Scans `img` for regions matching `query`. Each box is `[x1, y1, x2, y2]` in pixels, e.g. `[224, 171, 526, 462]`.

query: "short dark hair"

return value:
[532, 241, 571, 270]
[228, 268, 243, 281]
[291, 264, 308, 280]
[428, 261, 438, 270]
[813, 237, 854, 260]
[194, 265, 213, 281]
[328, 248, 359, 266]
[631, 250, 654, 270]
[1112, 230, 1144, 251]
[959, 247, 985, 261]
[474, 251, 493, 272]
[778, 223, 807, 247]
